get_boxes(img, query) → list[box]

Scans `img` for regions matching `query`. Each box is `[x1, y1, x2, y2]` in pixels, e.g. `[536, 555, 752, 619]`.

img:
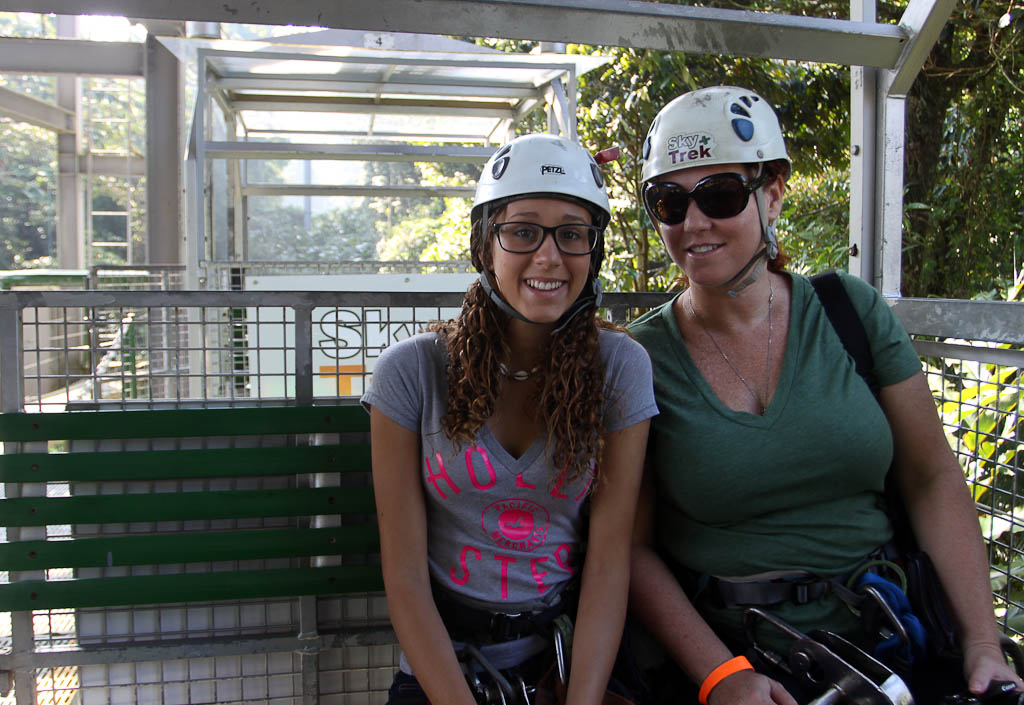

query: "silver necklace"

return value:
[687, 278, 774, 415]
[498, 361, 539, 382]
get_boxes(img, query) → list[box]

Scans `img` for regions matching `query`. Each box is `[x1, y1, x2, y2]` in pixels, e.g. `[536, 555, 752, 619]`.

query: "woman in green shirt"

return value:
[627, 85, 1020, 705]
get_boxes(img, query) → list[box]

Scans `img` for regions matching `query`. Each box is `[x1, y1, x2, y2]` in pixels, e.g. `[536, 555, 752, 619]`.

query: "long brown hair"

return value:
[430, 215, 617, 488]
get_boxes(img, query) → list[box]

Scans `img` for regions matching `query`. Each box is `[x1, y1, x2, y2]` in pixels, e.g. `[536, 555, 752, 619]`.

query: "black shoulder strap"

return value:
[810, 271, 879, 396]
[811, 272, 918, 551]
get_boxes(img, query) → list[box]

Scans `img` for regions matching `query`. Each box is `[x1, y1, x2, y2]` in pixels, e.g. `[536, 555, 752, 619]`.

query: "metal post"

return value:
[145, 35, 184, 265]
[875, 88, 906, 296]
[294, 305, 314, 405]
[55, 16, 82, 269]
[849, 0, 877, 284]
[299, 595, 321, 705]
[11, 612, 35, 705]
[872, 0, 958, 296]
[0, 307, 24, 413]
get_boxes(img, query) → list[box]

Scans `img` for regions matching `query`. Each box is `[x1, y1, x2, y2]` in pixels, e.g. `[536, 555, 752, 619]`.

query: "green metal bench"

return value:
[0, 403, 382, 612]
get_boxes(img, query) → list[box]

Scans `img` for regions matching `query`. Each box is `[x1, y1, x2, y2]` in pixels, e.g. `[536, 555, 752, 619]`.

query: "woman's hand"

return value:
[707, 669, 798, 705]
[962, 641, 1024, 694]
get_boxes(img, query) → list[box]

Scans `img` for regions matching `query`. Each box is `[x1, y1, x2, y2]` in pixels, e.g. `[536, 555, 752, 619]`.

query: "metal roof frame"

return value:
[179, 38, 605, 282]
[0, 0, 959, 293]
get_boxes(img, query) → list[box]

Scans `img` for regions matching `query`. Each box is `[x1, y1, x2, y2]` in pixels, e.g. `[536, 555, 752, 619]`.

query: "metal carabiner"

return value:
[859, 584, 910, 647]
[554, 627, 568, 687]
[459, 643, 516, 705]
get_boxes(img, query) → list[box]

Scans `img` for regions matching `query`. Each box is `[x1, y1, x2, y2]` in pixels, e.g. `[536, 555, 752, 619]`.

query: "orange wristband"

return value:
[698, 655, 754, 705]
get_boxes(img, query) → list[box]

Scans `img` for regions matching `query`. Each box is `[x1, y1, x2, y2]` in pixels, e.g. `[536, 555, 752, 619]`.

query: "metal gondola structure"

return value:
[5, 4, 1020, 705]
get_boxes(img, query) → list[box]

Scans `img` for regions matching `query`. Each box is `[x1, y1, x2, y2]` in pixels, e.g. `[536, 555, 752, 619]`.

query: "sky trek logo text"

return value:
[665, 132, 715, 165]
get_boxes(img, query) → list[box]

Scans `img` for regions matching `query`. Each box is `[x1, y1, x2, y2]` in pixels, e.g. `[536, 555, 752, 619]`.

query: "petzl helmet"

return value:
[470, 134, 611, 330]
[641, 86, 791, 296]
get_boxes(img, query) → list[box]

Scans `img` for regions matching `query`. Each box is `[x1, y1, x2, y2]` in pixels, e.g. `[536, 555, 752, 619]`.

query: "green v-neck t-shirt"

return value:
[628, 271, 923, 646]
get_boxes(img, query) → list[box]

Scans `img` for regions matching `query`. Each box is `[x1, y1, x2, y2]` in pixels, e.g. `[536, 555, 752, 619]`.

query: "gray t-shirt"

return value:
[362, 328, 657, 611]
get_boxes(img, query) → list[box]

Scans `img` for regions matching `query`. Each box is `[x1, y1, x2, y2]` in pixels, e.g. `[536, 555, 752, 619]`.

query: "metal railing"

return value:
[0, 290, 669, 413]
[890, 298, 1024, 639]
[0, 289, 1022, 705]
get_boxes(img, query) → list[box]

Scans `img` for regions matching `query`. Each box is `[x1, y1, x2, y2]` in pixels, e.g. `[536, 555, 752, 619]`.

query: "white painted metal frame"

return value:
[186, 43, 588, 277]
[0, 0, 959, 291]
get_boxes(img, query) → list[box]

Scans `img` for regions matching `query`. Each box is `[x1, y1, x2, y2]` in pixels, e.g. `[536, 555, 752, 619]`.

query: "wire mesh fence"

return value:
[1, 289, 1023, 705]
[917, 343, 1024, 638]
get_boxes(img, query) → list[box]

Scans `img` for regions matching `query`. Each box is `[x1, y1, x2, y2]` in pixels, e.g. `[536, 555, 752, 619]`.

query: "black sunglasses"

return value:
[643, 172, 769, 225]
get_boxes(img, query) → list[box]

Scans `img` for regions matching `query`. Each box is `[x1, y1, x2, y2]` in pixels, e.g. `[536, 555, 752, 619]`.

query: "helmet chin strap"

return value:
[718, 247, 768, 298]
[716, 166, 778, 298]
[478, 271, 602, 335]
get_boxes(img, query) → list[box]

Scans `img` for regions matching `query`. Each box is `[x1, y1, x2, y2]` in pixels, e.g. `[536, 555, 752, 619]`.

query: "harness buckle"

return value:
[791, 576, 825, 605]
[488, 612, 525, 642]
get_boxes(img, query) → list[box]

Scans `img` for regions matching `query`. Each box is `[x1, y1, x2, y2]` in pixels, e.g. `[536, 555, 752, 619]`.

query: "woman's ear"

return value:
[764, 175, 786, 220]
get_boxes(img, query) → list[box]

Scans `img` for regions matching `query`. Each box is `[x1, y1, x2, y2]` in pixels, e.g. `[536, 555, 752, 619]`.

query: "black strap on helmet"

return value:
[478, 271, 603, 335]
[715, 164, 776, 298]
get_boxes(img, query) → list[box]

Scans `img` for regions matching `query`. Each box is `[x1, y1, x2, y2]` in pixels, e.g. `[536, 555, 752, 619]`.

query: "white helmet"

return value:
[641, 86, 790, 184]
[470, 134, 610, 330]
[472, 133, 611, 235]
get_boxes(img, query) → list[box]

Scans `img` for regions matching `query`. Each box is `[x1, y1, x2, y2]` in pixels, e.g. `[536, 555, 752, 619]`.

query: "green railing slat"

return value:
[1, 486, 376, 527]
[0, 526, 380, 571]
[0, 403, 383, 609]
[0, 565, 385, 612]
[0, 444, 370, 482]
[0, 404, 369, 442]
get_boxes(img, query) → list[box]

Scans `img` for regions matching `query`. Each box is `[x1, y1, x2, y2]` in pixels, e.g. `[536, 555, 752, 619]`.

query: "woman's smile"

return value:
[525, 278, 566, 292]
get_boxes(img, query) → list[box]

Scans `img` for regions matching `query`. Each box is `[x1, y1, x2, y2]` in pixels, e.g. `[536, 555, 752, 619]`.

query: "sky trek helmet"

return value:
[641, 86, 791, 296]
[641, 85, 790, 184]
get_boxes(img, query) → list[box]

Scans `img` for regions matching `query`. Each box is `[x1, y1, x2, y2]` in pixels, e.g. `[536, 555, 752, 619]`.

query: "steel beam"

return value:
[55, 18, 82, 270]
[211, 76, 540, 99]
[228, 94, 516, 119]
[866, 0, 956, 294]
[146, 34, 184, 265]
[77, 154, 146, 177]
[888, 297, 1024, 346]
[875, 93, 905, 296]
[205, 141, 493, 163]
[244, 128, 490, 143]
[848, 0, 877, 284]
[0, 86, 74, 132]
[888, 0, 957, 97]
[0, 37, 144, 76]
[0, 0, 909, 67]
[0, 626, 397, 670]
[241, 184, 475, 198]
[0, 307, 23, 414]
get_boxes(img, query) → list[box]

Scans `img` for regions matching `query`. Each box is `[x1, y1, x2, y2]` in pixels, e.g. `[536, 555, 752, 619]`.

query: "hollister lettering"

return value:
[361, 330, 657, 607]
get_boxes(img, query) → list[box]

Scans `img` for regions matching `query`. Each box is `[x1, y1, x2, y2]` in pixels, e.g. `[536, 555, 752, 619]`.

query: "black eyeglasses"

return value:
[642, 172, 769, 225]
[491, 221, 600, 256]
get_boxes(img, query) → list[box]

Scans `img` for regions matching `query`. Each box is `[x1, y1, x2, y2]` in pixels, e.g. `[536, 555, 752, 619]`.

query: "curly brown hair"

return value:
[431, 218, 618, 489]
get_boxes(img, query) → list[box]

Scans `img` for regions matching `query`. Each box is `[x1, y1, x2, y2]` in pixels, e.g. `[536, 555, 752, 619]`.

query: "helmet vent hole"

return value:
[642, 136, 652, 160]
[740, 96, 756, 107]
[731, 118, 755, 142]
[491, 156, 510, 180]
[730, 103, 751, 117]
[591, 163, 604, 188]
